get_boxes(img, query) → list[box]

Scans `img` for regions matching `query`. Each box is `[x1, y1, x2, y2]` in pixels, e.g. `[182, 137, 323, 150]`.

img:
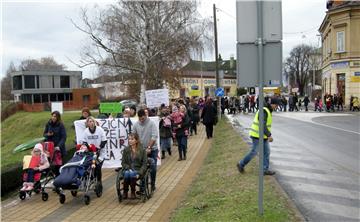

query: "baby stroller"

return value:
[19, 142, 56, 201]
[115, 158, 154, 203]
[53, 143, 102, 205]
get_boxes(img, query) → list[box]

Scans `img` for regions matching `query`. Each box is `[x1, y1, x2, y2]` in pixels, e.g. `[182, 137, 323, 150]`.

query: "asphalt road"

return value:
[229, 111, 360, 222]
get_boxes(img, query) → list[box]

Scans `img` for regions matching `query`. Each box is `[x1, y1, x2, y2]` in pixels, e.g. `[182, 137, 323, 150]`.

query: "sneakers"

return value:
[236, 163, 244, 173]
[25, 183, 34, 191]
[20, 183, 28, 191]
[264, 170, 276, 176]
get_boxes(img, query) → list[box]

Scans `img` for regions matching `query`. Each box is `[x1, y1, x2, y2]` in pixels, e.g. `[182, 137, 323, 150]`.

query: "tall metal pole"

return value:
[257, 0, 265, 216]
[213, 4, 221, 118]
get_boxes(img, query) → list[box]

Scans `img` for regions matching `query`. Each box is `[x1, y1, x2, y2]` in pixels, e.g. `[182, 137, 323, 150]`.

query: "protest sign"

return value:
[74, 117, 160, 168]
[145, 89, 169, 108]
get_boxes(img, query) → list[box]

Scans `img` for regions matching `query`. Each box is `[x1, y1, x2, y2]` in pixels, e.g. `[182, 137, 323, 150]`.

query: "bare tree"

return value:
[73, 1, 212, 103]
[1, 62, 16, 101]
[19, 56, 66, 71]
[284, 44, 316, 96]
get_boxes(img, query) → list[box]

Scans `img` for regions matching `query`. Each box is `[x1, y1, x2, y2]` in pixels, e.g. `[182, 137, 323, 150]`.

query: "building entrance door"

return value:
[337, 73, 345, 102]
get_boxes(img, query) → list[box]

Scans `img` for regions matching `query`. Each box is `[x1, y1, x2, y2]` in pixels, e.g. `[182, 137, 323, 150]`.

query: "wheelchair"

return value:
[115, 159, 154, 203]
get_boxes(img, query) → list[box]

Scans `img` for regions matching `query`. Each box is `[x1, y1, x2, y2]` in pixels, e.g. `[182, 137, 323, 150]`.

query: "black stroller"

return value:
[53, 143, 102, 205]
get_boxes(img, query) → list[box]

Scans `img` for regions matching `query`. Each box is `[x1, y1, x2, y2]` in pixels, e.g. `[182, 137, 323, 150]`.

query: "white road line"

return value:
[300, 199, 360, 220]
[284, 181, 359, 200]
[273, 112, 360, 135]
[278, 169, 357, 186]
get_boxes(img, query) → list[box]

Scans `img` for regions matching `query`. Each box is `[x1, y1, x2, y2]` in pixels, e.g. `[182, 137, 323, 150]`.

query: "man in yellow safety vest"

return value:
[237, 101, 276, 175]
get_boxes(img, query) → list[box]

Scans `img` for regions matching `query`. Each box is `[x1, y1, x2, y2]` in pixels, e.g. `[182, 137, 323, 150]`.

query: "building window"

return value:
[13, 76, 23, 90]
[24, 75, 36, 89]
[36, 75, 40, 88]
[60, 76, 70, 88]
[34, 94, 41, 103]
[336, 31, 345, 53]
[41, 94, 49, 102]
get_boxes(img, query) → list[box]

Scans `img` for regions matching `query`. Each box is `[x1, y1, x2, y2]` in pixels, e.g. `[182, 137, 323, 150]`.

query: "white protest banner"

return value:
[145, 89, 169, 108]
[74, 117, 160, 168]
[51, 102, 63, 114]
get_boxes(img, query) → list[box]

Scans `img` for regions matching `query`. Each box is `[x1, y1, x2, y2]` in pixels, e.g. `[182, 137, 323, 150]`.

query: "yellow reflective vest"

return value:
[249, 107, 272, 139]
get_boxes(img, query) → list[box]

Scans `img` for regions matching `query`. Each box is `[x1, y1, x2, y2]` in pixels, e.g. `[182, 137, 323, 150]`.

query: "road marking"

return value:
[299, 199, 360, 220]
[278, 169, 357, 186]
[273, 112, 360, 135]
[283, 181, 359, 200]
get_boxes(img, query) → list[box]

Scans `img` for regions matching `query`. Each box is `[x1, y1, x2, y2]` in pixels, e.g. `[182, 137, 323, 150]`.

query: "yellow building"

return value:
[176, 59, 237, 98]
[319, 1, 360, 106]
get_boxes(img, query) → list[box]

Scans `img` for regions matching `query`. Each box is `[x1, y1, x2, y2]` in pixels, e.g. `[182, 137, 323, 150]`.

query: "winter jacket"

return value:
[43, 120, 67, 157]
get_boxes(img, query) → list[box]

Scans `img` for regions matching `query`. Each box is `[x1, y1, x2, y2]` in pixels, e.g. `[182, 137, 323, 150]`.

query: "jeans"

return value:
[239, 137, 270, 171]
[176, 136, 188, 159]
[123, 169, 139, 182]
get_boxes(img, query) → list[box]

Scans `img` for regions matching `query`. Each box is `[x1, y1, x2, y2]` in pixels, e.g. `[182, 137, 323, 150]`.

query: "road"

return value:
[229, 111, 360, 222]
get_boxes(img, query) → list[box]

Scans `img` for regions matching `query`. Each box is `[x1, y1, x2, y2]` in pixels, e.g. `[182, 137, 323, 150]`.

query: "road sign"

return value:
[237, 42, 282, 87]
[215, 87, 224, 97]
[236, 1, 282, 43]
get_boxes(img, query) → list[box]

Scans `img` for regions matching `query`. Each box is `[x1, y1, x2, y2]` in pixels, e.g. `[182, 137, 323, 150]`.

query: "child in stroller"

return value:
[53, 143, 101, 205]
[20, 143, 50, 192]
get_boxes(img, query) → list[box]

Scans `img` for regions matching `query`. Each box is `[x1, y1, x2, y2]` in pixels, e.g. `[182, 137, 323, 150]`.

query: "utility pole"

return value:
[213, 4, 221, 118]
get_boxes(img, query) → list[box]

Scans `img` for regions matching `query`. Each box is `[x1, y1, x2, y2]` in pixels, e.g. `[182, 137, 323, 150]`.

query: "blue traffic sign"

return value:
[215, 87, 224, 97]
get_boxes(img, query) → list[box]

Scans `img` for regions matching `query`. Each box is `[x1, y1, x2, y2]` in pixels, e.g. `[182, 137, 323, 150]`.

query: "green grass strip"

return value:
[171, 118, 299, 222]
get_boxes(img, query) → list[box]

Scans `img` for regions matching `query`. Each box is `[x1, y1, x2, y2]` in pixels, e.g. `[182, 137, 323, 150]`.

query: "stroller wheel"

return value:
[71, 191, 77, 197]
[84, 195, 90, 205]
[42, 192, 49, 201]
[19, 191, 26, 200]
[59, 193, 66, 204]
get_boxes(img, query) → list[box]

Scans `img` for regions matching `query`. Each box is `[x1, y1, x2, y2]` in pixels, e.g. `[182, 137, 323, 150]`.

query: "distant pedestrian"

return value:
[159, 106, 172, 159]
[303, 96, 310, 111]
[201, 97, 217, 139]
[174, 105, 190, 161]
[237, 101, 276, 175]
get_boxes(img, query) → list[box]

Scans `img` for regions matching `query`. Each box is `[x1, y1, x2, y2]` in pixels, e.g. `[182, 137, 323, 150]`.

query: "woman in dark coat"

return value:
[201, 97, 217, 139]
[121, 133, 147, 199]
[189, 99, 200, 135]
[43, 111, 67, 175]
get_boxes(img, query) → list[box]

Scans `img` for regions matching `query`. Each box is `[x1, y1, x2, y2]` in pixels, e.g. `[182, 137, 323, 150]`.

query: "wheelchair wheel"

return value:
[116, 171, 123, 203]
[59, 193, 66, 204]
[71, 191, 77, 197]
[19, 191, 26, 200]
[42, 192, 48, 201]
[84, 195, 90, 205]
[144, 172, 153, 199]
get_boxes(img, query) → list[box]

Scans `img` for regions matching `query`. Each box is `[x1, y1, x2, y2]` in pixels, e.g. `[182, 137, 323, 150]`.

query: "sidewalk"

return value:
[1, 126, 208, 222]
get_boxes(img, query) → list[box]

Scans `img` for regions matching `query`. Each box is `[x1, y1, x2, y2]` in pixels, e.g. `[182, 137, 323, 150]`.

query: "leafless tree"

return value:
[19, 56, 66, 71]
[73, 1, 212, 103]
[284, 44, 317, 96]
[1, 62, 16, 101]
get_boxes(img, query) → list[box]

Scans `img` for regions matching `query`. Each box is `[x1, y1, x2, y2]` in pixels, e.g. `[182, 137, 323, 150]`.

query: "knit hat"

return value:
[34, 143, 43, 152]
[172, 106, 178, 113]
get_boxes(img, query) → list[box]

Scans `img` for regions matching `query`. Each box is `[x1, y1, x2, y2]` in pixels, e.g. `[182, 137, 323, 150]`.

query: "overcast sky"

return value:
[1, 0, 326, 79]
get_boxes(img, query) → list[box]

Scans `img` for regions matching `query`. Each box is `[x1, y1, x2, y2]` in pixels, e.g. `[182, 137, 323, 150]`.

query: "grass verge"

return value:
[1, 111, 85, 171]
[170, 117, 300, 222]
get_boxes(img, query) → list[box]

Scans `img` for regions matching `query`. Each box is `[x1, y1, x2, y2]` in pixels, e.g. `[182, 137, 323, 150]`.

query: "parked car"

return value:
[120, 99, 137, 108]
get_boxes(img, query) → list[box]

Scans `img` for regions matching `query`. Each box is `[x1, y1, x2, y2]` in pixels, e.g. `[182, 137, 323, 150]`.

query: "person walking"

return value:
[174, 105, 190, 161]
[133, 109, 158, 192]
[303, 96, 310, 111]
[237, 102, 276, 175]
[79, 116, 107, 190]
[189, 99, 200, 136]
[43, 111, 66, 176]
[159, 106, 172, 159]
[201, 97, 217, 139]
